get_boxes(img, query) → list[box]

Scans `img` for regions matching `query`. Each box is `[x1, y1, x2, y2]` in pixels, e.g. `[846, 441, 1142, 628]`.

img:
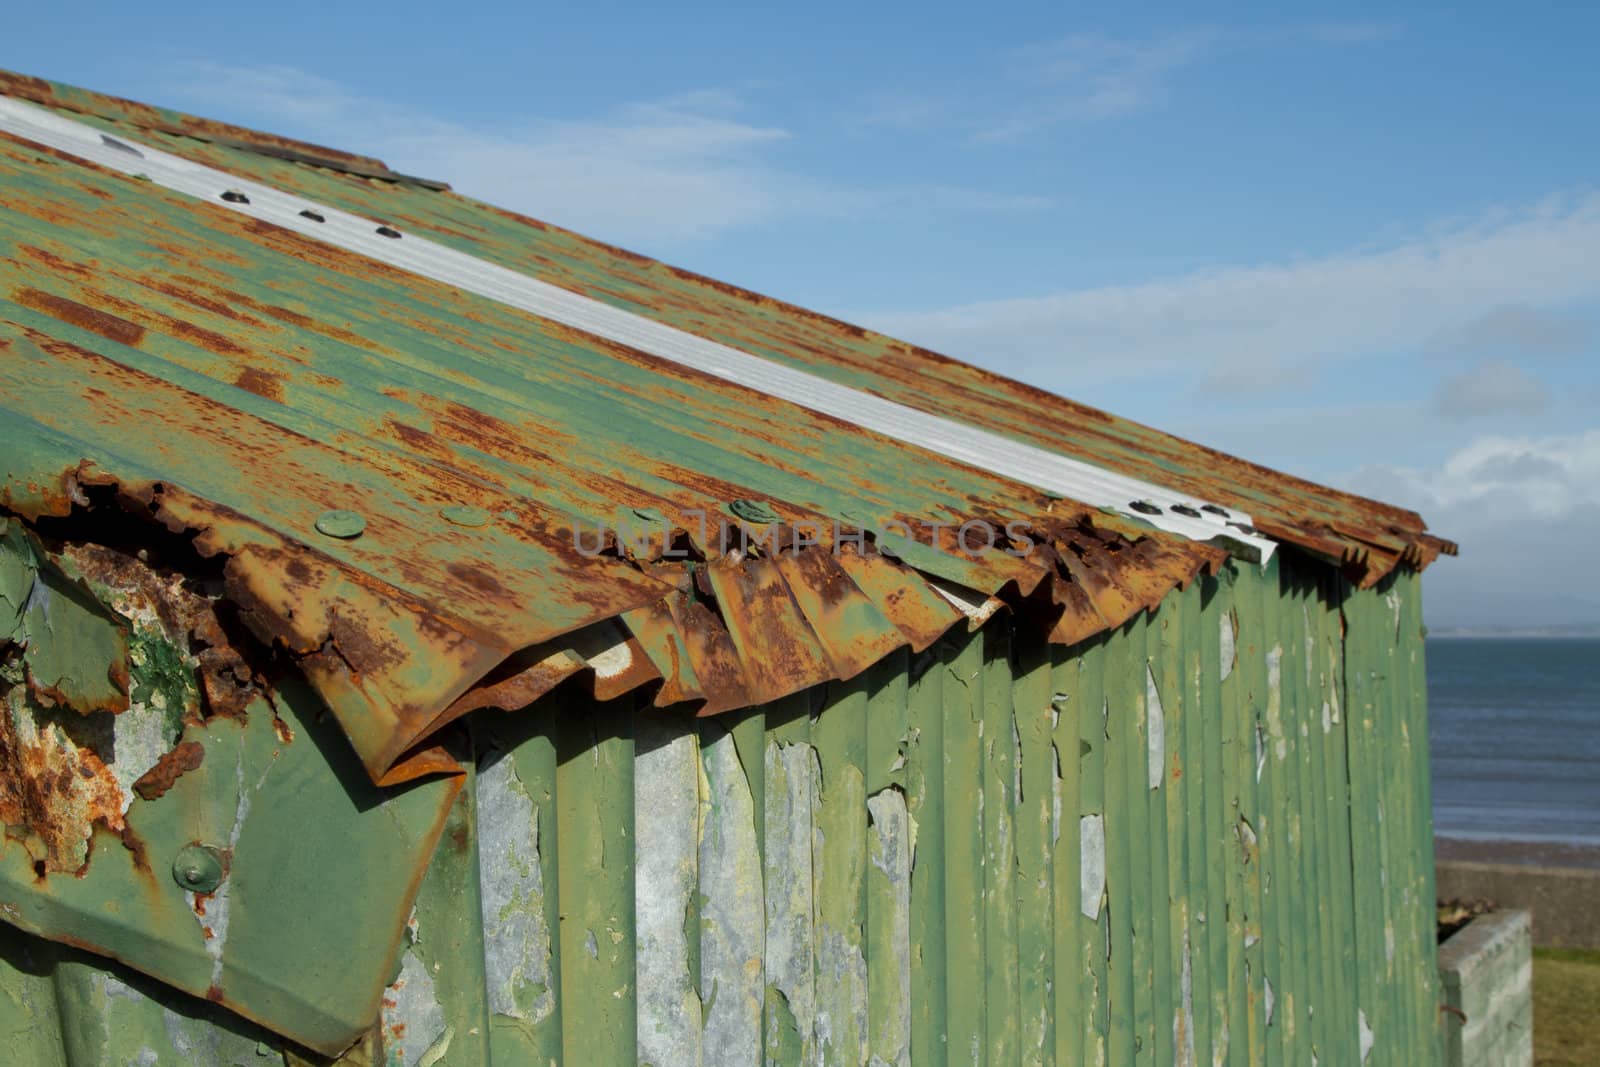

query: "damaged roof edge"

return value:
[0, 68, 1454, 790]
[0, 447, 1227, 788]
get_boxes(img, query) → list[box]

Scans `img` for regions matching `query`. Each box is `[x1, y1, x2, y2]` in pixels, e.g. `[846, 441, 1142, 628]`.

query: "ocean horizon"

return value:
[1427, 636, 1600, 848]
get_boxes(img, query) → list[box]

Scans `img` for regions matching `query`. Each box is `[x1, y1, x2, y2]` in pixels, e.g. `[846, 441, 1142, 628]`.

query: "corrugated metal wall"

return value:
[0, 553, 1441, 1065]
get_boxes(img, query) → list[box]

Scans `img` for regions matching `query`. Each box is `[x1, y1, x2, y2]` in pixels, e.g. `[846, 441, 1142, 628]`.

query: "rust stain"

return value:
[233, 366, 285, 403]
[12, 286, 145, 346]
[0, 66, 1457, 788]
[0, 691, 126, 874]
[131, 740, 206, 801]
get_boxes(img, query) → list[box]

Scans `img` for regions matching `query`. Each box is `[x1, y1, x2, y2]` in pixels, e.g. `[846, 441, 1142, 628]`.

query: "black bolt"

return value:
[1201, 504, 1230, 518]
[299, 209, 326, 223]
[375, 225, 402, 239]
[220, 190, 250, 204]
[1171, 504, 1203, 518]
[1129, 500, 1163, 516]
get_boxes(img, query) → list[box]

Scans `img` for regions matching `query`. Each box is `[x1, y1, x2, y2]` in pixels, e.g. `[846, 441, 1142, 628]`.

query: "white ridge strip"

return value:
[0, 95, 1275, 561]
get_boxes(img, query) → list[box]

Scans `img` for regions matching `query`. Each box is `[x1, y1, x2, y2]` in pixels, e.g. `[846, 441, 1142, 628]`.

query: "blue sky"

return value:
[7, 3, 1599, 628]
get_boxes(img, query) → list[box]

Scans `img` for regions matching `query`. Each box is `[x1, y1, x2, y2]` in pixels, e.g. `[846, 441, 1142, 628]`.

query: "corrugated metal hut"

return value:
[0, 71, 1457, 1066]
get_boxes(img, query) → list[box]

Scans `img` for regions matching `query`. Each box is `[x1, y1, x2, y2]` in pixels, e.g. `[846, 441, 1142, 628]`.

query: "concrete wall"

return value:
[1438, 910, 1533, 1067]
[1436, 861, 1600, 949]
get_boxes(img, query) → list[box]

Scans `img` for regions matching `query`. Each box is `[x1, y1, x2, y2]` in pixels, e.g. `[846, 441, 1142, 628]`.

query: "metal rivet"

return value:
[315, 509, 366, 539]
[220, 189, 250, 204]
[440, 505, 490, 527]
[376, 225, 402, 239]
[172, 844, 224, 894]
[729, 499, 781, 524]
[630, 507, 667, 525]
[1201, 504, 1230, 518]
[1129, 500, 1163, 516]
[1171, 504, 1202, 518]
[299, 209, 326, 223]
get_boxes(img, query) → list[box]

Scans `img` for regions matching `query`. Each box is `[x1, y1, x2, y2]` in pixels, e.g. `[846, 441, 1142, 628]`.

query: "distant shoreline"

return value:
[1427, 631, 1600, 640]
[1436, 835, 1600, 870]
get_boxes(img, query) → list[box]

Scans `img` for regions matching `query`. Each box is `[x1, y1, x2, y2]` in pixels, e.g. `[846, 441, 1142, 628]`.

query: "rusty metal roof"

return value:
[0, 69, 1453, 786]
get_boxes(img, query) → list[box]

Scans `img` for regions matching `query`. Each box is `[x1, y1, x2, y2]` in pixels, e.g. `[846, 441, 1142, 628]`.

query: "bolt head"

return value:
[172, 844, 225, 894]
[315, 509, 366, 539]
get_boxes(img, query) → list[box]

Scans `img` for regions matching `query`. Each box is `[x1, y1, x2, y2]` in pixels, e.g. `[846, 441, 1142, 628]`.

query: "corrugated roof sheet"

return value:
[0, 69, 1453, 785]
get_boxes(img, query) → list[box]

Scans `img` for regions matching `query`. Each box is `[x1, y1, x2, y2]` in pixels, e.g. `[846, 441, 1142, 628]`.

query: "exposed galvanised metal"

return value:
[0, 518, 460, 1055]
[0, 69, 1455, 580]
[0, 77, 1239, 787]
[0, 552, 1445, 1066]
[0, 94, 1272, 562]
[0, 69, 1454, 1064]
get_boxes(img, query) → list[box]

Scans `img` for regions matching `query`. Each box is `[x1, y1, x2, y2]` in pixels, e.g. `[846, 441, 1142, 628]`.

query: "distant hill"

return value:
[1428, 623, 1600, 639]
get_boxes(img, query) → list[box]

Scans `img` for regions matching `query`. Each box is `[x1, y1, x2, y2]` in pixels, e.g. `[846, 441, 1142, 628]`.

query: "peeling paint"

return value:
[764, 741, 819, 1061]
[383, 949, 446, 1067]
[698, 720, 763, 1065]
[1358, 1008, 1374, 1062]
[1049, 742, 1062, 846]
[183, 725, 265, 992]
[1079, 814, 1105, 919]
[1265, 644, 1287, 762]
[1176, 930, 1196, 1067]
[1219, 611, 1236, 681]
[635, 715, 702, 1067]
[866, 788, 911, 1067]
[476, 749, 553, 1025]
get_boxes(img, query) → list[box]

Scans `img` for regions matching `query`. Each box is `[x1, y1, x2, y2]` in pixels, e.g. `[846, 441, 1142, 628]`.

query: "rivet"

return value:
[1171, 504, 1202, 518]
[220, 189, 250, 204]
[299, 209, 326, 223]
[172, 843, 225, 894]
[315, 509, 366, 539]
[630, 507, 667, 525]
[1201, 504, 1231, 518]
[1129, 500, 1164, 516]
[376, 225, 402, 239]
[729, 498, 781, 524]
[440, 505, 490, 527]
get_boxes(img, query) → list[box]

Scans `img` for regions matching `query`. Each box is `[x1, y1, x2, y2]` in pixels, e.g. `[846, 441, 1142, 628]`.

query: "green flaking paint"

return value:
[0, 548, 1443, 1065]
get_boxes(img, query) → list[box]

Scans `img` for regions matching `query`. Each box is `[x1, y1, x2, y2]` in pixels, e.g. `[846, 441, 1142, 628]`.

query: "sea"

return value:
[1428, 638, 1600, 847]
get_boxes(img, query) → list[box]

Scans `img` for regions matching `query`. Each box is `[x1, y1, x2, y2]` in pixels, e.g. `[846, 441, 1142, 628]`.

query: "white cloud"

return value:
[1342, 431, 1600, 627]
[161, 63, 1046, 247]
[1432, 360, 1552, 418]
[864, 192, 1600, 389]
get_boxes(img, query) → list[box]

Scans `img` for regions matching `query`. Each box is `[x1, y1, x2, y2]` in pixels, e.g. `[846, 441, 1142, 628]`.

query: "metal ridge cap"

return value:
[0, 93, 1276, 565]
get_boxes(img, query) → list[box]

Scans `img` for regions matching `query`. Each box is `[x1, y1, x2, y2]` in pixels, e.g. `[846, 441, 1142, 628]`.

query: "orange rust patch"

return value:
[12, 286, 146, 346]
[0, 695, 126, 874]
[132, 740, 206, 801]
[234, 366, 285, 403]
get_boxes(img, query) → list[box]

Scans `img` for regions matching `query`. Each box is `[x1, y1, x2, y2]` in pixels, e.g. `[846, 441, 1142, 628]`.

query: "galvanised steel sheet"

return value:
[0, 555, 1443, 1064]
[0, 69, 1450, 1062]
[0, 69, 1450, 788]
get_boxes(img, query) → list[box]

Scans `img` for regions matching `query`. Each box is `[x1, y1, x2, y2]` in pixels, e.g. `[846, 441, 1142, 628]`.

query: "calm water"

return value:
[1427, 638, 1600, 846]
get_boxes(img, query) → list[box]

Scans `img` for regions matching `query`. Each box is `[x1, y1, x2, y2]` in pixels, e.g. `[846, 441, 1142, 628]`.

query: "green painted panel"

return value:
[0, 552, 1445, 1065]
